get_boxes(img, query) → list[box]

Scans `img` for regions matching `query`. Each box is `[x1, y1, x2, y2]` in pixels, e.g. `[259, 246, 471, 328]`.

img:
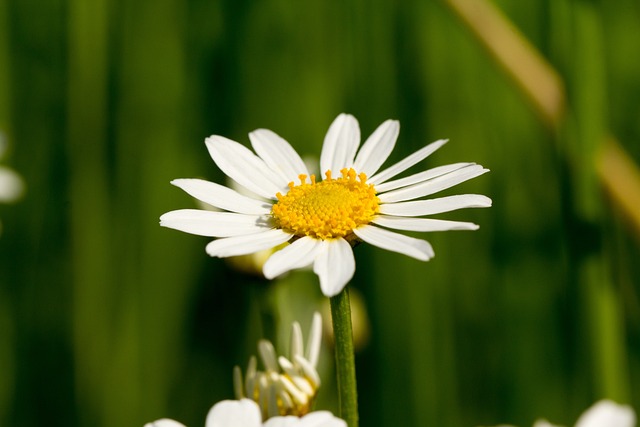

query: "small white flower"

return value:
[161, 114, 491, 297]
[0, 165, 23, 203]
[144, 398, 346, 427]
[146, 420, 191, 427]
[574, 400, 635, 427]
[234, 312, 323, 419]
[0, 133, 25, 235]
[484, 399, 636, 427]
[0, 133, 24, 204]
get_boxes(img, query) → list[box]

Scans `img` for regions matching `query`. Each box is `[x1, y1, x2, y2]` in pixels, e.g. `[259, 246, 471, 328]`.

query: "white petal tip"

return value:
[169, 178, 197, 189]
[432, 138, 449, 147]
[418, 252, 434, 262]
[427, 138, 449, 152]
[204, 135, 226, 152]
[576, 400, 636, 427]
[417, 243, 435, 261]
[204, 134, 222, 143]
[158, 214, 171, 226]
[263, 269, 278, 280]
[144, 420, 186, 427]
[204, 136, 216, 149]
[319, 276, 351, 297]
[321, 285, 345, 298]
[206, 399, 262, 427]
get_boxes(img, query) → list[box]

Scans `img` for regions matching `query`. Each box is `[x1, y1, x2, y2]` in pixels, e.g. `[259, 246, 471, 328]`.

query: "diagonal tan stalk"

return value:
[444, 0, 640, 238]
[330, 287, 359, 427]
[444, 0, 633, 401]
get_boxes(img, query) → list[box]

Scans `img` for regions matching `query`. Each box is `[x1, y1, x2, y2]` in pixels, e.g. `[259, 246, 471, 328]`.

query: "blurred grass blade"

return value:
[583, 257, 631, 401]
[445, 0, 634, 404]
[443, 0, 566, 129]
[66, 0, 112, 424]
[444, 0, 640, 238]
[0, 0, 11, 132]
[597, 138, 640, 237]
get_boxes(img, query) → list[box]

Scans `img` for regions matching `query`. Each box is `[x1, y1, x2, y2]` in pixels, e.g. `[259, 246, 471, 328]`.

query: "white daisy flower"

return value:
[144, 398, 346, 427]
[160, 114, 491, 297]
[234, 312, 323, 419]
[536, 400, 635, 427]
[0, 133, 24, 204]
[482, 400, 636, 427]
[0, 132, 25, 235]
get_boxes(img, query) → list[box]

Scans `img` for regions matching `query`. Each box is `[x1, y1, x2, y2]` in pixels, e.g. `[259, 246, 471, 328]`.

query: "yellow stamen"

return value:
[272, 168, 380, 240]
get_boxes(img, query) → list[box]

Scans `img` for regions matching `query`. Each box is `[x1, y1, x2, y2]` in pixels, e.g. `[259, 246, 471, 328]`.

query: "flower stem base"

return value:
[330, 287, 359, 427]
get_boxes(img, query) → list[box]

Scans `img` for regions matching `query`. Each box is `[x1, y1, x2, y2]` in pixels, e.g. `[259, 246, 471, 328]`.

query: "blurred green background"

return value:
[1, 0, 640, 426]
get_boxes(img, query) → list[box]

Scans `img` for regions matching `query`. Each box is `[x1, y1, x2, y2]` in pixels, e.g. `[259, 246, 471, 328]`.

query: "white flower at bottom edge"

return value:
[160, 113, 491, 297]
[0, 133, 24, 204]
[144, 399, 346, 427]
[234, 312, 323, 419]
[0, 132, 25, 236]
[484, 399, 636, 427]
[573, 400, 635, 427]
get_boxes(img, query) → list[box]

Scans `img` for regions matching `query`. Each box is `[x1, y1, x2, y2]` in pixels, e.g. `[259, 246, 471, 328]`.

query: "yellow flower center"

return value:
[272, 168, 380, 240]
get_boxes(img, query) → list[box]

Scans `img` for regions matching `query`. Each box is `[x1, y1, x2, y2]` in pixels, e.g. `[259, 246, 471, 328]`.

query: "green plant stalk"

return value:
[330, 287, 359, 427]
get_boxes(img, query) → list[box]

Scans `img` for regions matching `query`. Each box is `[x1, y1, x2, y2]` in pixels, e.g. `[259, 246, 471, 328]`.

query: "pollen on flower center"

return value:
[272, 168, 380, 240]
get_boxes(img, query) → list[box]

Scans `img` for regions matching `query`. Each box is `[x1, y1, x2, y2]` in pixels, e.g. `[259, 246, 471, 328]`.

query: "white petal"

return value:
[0, 166, 25, 202]
[258, 340, 279, 371]
[353, 119, 399, 177]
[289, 373, 315, 396]
[263, 236, 324, 279]
[206, 399, 262, 427]
[373, 215, 480, 232]
[281, 375, 311, 407]
[290, 322, 303, 360]
[575, 400, 636, 427]
[294, 355, 321, 388]
[374, 162, 473, 193]
[319, 114, 360, 175]
[368, 139, 448, 185]
[144, 420, 187, 427]
[249, 129, 310, 183]
[263, 416, 299, 427]
[299, 411, 348, 427]
[205, 135, 285, 199]
[160, 210, 271, 237]
[354, 224, 434, 261]
[305, 312, 322, 367]
[378, 165, 489, 203]
[379, 194, 492, 217]
[533, 420, 558, 427]
[312, 238, 355, 297]
[263, 411, 347, 427]
[171, 179, 271, 215]
[278, 356, 296, 377]
[205, 229, 293, 258]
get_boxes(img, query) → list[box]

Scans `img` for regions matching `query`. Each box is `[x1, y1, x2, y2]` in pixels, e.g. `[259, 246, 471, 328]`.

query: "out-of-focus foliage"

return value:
[1, 0, 639, 426]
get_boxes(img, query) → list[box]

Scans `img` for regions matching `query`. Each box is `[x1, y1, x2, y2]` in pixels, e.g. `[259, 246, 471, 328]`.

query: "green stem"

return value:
[330, 287, 359, 427]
